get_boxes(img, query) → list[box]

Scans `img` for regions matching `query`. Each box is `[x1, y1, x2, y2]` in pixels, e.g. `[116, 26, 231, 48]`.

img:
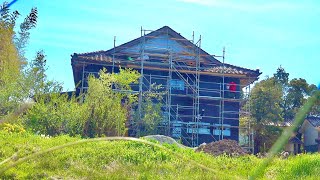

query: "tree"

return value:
[273, 66, 289, 85]
[0, 3, 37, 121]
[83, 68, 140, 137]
[250, 77, 283, 124]
[20, 51, 83, 136]
[132, 83, 164, 137]
[248, 77, 283, 153]
[247, 66, 320, 153]
[23, 50, 62, 99]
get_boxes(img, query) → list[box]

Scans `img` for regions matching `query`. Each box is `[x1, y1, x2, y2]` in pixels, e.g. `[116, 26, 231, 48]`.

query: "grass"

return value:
[0, 92, 319, 179]
[0, 132, 320, 179]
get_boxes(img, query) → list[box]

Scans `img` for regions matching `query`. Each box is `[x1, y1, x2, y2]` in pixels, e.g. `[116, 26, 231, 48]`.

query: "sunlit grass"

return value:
[0, 91, 319, 179]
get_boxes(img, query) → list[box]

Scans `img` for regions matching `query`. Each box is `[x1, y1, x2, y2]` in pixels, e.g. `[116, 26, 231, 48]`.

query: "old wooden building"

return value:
[71, 26, 261, 147]
[299, 116, 320, 152]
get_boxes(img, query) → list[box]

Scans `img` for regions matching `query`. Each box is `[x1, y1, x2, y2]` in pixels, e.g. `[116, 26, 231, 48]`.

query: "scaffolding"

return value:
[77, 27, 255, 151]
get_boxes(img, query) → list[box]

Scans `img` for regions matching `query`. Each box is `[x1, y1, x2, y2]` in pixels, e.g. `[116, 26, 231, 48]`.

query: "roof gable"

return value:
[76, 26, 220, 65]
[72, 26, 261, 85]
[307, 116, 320, 127]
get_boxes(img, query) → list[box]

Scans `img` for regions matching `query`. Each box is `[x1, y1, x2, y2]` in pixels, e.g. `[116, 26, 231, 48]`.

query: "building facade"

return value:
[299, 116, 320, 152]
[71, 26, 261, 147]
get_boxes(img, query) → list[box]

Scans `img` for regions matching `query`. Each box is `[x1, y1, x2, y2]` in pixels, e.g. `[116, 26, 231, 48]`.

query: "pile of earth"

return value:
[143, 135, 187, 148]
[195, 139, 248, 156]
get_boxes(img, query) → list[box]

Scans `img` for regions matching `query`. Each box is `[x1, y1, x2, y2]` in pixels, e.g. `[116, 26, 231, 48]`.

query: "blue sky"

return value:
[4, 0, 320, 90]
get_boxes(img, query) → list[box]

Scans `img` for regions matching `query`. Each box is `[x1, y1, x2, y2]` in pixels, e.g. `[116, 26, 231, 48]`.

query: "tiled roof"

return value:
[307, 116, 320, 127]
[204, 64, 259, 75]
[75, 53, 260, 76]
[74, 26, 219, 64]
[289, 136, 303, 144]
[283, 116, 320, 127]
[72, 26, 261, 77]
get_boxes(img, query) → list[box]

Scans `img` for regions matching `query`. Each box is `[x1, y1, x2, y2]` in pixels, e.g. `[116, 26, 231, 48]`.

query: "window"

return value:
[213, 124, 231, 136]
[170, 79, 185, 90]
[172, 121, 182, 138]
[187, 122, 211, 135]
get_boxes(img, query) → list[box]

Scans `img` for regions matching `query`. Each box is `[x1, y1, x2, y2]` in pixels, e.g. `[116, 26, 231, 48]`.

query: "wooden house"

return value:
[71, 26, 261, 146]
[299, 116, 320, 152]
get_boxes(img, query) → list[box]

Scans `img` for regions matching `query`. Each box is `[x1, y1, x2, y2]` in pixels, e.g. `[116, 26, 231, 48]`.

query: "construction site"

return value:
[71, 26, 261, 152]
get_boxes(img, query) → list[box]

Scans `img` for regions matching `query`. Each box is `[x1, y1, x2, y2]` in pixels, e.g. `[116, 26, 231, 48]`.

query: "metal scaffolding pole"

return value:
[167, 50, 173, 136]
[221, 47, 226, 140]
[166, 28, 172, 136]
[138, 27, 145, 129]
[112, 36, 116, 73]
[195, 36, 201, 146]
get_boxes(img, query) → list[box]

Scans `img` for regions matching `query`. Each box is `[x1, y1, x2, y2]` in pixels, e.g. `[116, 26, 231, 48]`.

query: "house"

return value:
[70, 26, 261, 147]
[284, 135, 303, 154]
[299, 116, 320, 152]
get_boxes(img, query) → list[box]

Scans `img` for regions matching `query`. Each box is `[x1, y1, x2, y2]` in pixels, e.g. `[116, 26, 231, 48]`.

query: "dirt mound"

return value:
[195, 139, 248, 156]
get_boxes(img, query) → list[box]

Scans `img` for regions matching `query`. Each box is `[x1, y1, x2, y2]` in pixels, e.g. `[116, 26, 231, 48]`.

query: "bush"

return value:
[22, 93, 87, 136]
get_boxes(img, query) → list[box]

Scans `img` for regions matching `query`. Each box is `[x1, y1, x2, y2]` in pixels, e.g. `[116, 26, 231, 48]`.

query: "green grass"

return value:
[0, 132, 320, 179]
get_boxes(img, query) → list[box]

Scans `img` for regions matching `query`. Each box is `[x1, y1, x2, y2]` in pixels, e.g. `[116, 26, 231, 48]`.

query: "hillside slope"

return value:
[0, 132, 320, 179]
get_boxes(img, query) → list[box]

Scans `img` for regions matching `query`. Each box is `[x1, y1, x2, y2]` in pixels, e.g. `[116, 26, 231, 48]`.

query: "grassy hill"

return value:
[0, 132, 320, 179]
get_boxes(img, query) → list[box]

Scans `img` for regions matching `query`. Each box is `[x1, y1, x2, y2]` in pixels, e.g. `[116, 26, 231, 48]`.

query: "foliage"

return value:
[250, 77, 283, 124]
[0, 132, 254, 179]
[1, 132, 320, 179]
[23, 50, 62, 99]
[83, 68, 140, 137]
[0, 123, 25, 134]
[0, 7, 21, 119]
[286, 78, 318, 117]
[250, 90, 320, 179]
[18, 50, 72, 137]
[0, 3, 38, 121]
[14, 7, 37, 60]
[133, 83, 165, 137]
[273, 66, 289, 85]
[245, 66, 320, 153]
[22, 93, 88, 136]
[273, 66, 318, 120]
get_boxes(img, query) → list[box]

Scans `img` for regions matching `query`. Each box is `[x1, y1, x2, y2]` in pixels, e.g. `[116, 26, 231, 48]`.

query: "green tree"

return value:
[83, 68, 140, 137]
[21, 51, 84, 136]
[248, 77, 283, 153]
[23, 50, 62, 99]
[0, 4, 37, 121]
[133, 83, 164, 137]
[273, 66, 289, 85]
[273, 66, 318, 120]
[247, 66, 319, 153]
[287, 78, 318, 116]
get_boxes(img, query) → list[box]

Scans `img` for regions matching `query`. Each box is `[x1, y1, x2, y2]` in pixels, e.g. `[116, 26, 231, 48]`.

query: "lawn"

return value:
[0, 132, 320, 179]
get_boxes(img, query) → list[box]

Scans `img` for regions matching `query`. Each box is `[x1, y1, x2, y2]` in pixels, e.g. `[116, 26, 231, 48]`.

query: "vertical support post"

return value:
[149, 74, 152, 91]
[248, 76, 254, 153]
[112, 36, 116, 73]
[219, 82, 222, 140]
[138, 27, 145, 136]
[221, 47, 226, 139]
[176, 104, 179, 120]
[192, 31, 194, 44]
[167, 28, 172, 136]
[195, 35, 201, 146]
[81, 63, 85, 93]
[168, 55, 172, 136]
[80, 63, 85, 103]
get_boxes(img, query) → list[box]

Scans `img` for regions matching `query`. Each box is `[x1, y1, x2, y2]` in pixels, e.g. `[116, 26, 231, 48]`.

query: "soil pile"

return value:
[195, 139, 248, 156]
